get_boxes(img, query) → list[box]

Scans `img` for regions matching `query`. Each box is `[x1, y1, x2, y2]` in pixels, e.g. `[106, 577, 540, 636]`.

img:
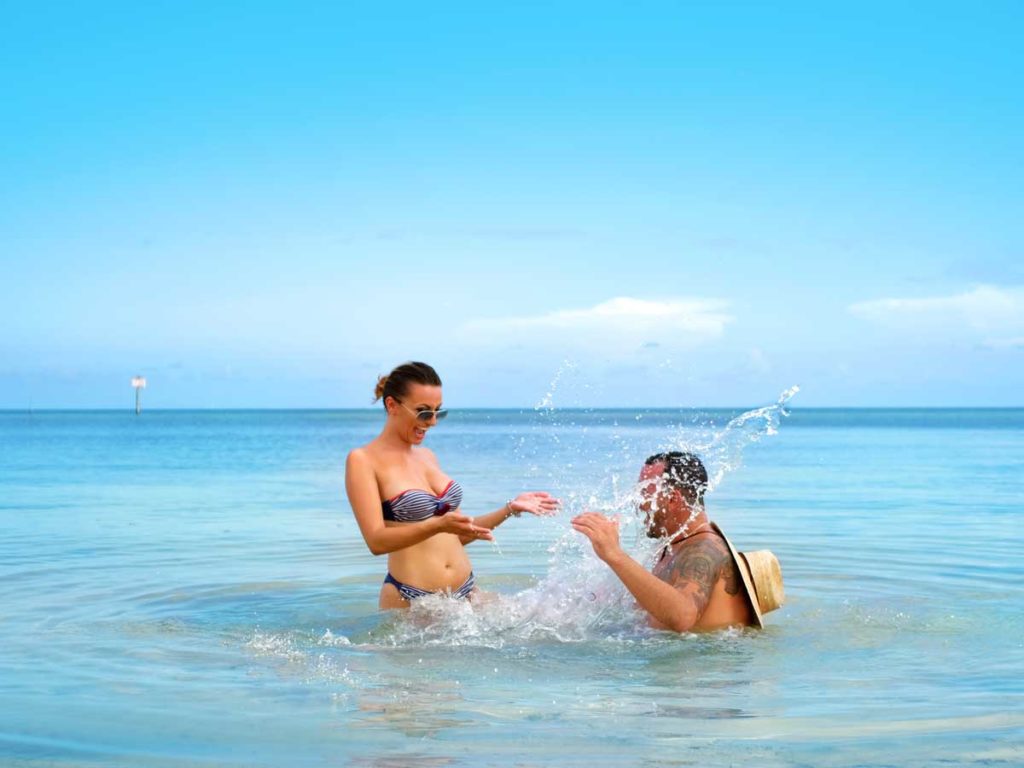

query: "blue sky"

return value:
[2, 2, 1022, 408]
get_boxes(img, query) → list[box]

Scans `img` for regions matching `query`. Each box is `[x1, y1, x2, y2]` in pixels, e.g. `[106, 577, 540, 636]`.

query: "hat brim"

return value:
[711, 522, 764, 629]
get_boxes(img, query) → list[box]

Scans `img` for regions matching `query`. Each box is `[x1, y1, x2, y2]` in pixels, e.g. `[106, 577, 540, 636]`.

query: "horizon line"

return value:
[3, 405, 1023, 413]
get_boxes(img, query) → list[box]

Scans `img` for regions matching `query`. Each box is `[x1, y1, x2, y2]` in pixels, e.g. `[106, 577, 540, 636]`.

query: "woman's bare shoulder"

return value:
[346, 443, 378, 469]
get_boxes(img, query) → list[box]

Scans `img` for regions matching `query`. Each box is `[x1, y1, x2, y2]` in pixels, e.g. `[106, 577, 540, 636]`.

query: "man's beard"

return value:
[643, 512, 665, 538]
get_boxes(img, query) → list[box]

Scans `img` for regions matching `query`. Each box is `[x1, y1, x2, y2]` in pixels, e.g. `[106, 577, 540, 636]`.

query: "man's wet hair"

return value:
[644, 451, 709, 506]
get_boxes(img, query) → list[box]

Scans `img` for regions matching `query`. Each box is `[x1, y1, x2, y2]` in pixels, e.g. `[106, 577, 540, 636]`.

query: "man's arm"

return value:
[656, 537, 732, 630]
[570, 512, 729, 633]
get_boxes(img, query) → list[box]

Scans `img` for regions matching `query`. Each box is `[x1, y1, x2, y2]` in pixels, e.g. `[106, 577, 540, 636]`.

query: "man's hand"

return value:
[571, 512, 625, 564]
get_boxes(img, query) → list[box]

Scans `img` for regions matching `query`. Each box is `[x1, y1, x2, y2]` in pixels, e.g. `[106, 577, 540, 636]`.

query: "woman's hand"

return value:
[571, 511, 625, 564]
[435, 512, 494, 541]
[509, 491, 560, 517]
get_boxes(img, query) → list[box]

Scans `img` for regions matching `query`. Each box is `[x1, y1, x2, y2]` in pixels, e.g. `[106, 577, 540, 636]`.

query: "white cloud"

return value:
[982, 337, 1024, 350]
[461, 297, 732, 354]
[849, 285, 1024, 332]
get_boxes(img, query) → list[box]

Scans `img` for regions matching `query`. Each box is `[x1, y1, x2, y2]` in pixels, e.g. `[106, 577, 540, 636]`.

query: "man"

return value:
[572, 451, 783, 632]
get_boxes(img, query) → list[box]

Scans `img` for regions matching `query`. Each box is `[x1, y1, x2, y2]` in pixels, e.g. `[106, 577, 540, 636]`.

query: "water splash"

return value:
[678, 384, 800, 493]
[535, 359, 579, 411]
[246, 628, 363, 688]
[375, 568, 647, 648]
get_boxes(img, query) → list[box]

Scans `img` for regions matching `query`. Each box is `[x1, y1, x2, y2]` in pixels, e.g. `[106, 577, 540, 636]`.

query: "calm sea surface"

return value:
[1, 408, 1022, 767]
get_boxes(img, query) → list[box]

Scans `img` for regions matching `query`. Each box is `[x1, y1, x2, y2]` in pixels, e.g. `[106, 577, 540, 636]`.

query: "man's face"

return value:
[637, 461, 682, 537]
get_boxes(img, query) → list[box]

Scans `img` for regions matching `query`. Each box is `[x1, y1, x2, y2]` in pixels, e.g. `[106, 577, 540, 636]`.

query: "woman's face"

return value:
[387, 383, 444, 444]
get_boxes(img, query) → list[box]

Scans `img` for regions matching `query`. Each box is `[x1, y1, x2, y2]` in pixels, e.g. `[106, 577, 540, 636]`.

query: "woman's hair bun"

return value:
[373, 375, 389, 403]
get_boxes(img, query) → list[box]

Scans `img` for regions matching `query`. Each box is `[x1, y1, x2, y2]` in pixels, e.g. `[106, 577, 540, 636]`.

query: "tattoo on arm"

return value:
[667, 537, 731, 617]
[721, 554, 741, 596]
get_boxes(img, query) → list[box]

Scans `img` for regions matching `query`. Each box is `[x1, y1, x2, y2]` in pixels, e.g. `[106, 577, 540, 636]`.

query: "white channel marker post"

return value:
[132, 376, 147, 415]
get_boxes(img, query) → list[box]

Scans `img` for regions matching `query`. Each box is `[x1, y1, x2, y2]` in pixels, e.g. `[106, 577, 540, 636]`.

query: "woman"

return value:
[345, 361, 558, 609]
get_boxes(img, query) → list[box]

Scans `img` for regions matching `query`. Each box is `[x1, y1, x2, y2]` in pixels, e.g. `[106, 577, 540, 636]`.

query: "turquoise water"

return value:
[1, 407, 1022, 766]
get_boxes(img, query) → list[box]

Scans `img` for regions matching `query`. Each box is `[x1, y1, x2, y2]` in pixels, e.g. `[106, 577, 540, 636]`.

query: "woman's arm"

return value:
[459, 503, 514, 545]
[462, 492, 560, 545]
[345, 449, 492, 554]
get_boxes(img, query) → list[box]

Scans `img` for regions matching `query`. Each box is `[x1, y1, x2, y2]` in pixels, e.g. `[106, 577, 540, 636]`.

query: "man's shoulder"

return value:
[664, 531, 732, 582]
[673, 530, 730, 560]
[668, 529, 743, 598]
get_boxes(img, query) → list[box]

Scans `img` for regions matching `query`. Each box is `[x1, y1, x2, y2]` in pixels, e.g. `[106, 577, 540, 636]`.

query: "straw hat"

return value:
[710, 523, 784, 629]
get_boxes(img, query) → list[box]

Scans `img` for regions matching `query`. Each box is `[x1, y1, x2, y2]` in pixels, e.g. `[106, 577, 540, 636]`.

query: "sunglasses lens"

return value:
[413, 408, 448, 422]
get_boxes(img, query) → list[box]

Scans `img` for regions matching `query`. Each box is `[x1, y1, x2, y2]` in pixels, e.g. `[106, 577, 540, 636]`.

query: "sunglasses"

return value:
[396, 400, 448, 423]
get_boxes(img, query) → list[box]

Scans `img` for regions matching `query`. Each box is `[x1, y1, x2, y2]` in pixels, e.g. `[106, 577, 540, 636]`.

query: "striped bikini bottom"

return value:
[384, 571, 476, 601]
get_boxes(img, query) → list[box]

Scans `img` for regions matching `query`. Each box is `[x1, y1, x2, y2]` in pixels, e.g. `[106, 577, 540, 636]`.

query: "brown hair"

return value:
[373, 361, 442, 407]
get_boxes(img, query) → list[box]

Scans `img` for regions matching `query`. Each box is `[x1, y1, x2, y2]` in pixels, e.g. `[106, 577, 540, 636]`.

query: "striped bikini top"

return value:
[381, 480, 463, 523]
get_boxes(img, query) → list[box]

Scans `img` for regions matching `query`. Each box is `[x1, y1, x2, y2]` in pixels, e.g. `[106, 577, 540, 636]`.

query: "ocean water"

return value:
[1, 405, 1022, 767]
